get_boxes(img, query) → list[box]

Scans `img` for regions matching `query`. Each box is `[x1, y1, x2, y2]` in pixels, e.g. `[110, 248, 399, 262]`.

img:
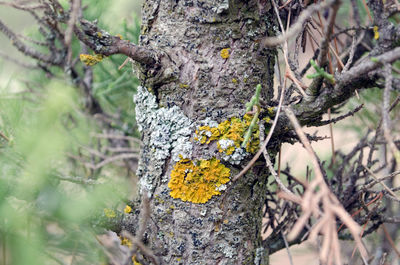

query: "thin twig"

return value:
[281, 231, 294, 265]
[56, 175, 99, 185]
[0, 131, 10, 142]
[91, 133, 141, 144]
[120, 192, 160, 264]
[0, 19, 62, 65]
[382, 63, 400, 164]
[285, 107, 369, 263]
[0, 50, 38, 69]
[65, 0, 81, 65]
[262, 0, 336, 47]
[328, 108, 336, 166]
[263, 150, 300, 200]
[381, 224, 400, 258]
[363, 166, 400, 200]
[121, 231, 160, 265]
[314, 104, 364, 126]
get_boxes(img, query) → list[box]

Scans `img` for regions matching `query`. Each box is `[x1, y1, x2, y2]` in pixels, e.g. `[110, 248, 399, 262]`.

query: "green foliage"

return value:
[306, 59, 335, 84]
[87, 16, 141, 137]
[242, 84, 261, 148]
[0, 1, 142, 264]
[0, 81, 131, 264]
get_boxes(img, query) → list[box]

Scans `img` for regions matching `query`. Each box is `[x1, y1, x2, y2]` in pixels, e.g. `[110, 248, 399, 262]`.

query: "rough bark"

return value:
[134, 1, 276, 264]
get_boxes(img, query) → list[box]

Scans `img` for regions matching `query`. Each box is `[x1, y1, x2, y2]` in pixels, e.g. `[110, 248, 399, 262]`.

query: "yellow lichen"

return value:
[220, 48, 230, 59]
[194, 126, 221, 144]
[373, 26, 379, 40]
[124, 205, 132, 214]
[115, 34, 123, 40]
[79, 54, 104, 66]
[120, 237, 132, 248]
[195, 115, 260, 154]
[263, 116, 271, 124]
[221, 115, 260, 154]
[168, 158, 230, 203]
[232, 78, 238, 84]
[104, 208, 116, 218]
[97, 32, 102, 38]
[132, 255, 142, 265]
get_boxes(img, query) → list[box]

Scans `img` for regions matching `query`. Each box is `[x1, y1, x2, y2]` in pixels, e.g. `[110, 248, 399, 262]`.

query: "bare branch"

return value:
[284, 107, 369, 264]
[75, 19, 157, 66]
[262, 0, 336, 47]
[313, 104, 364, 126]
[382, 63, 400, 164]
[0, 19, 63, 65]
[65, 0, 81, 65]
[0, 50, 38, 69]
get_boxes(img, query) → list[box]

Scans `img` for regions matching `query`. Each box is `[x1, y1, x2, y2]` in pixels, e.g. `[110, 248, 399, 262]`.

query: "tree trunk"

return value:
[134, 1, 276, 264]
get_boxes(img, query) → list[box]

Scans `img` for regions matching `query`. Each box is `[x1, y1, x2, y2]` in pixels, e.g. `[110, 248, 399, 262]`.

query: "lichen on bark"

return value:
[134, 0, 277, 264]
[134, 85, 194, 195]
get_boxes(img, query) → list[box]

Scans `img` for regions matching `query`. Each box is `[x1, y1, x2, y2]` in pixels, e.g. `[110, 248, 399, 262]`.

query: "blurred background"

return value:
[0, 1, 144, 264]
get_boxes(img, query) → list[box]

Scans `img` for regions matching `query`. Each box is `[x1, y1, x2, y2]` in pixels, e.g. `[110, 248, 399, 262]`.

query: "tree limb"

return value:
[74, 19, 157, 66]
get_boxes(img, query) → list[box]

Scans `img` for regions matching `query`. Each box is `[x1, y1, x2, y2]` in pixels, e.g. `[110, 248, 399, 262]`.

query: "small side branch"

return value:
[0, 19, 63, 65]
[75, 19, 157, 66]
[313, 104, 364, 126]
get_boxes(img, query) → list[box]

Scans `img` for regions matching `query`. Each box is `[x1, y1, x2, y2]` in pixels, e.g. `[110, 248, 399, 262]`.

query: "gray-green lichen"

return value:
[254, 247, 267, 265]
[134, 86, 193, 194]
[221, 146, 247, 165]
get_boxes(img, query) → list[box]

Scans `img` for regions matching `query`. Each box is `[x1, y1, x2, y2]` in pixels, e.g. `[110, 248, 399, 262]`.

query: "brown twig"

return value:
[284, 107, 369, 264]
[314, 104, 364, 126]
[65, 0, 81, 66]
[382, 63, 400, 164]
[74, 19, 157, 66]
[121, 231, 160, 265]
[263, 150, 301, 201]
[120, 192, 160, 265]
[382, 224, 400, 258]
[91, 133, 141, 145]
[262, 0, 336, 47]
[0, 19, 63, 65]
[363, 166, 400, 200]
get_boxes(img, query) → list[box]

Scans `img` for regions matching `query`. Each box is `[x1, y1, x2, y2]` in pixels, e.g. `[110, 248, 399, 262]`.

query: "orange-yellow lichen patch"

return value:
[216, 115, 260, 154]
[220, 48, 230, 59]
[120, 237, 133, 248]
[132, 255, 142, 265]
[194, 125, 221, 144]
[168, 158, 230, 203]
[373, 26, 379, 40]
[79, 54, 104, 66]
[124, 205, 132, 214]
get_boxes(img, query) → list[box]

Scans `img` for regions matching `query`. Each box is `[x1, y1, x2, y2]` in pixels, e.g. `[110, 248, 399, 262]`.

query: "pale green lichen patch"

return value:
[134, 86, 193, 194]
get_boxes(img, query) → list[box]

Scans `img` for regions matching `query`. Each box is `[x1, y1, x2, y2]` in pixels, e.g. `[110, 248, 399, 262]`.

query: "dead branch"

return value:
[262, 0, 336, 47]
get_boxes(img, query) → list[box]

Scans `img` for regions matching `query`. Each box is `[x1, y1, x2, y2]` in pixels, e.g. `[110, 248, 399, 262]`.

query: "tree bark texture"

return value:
[134, 1, 276, 264]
